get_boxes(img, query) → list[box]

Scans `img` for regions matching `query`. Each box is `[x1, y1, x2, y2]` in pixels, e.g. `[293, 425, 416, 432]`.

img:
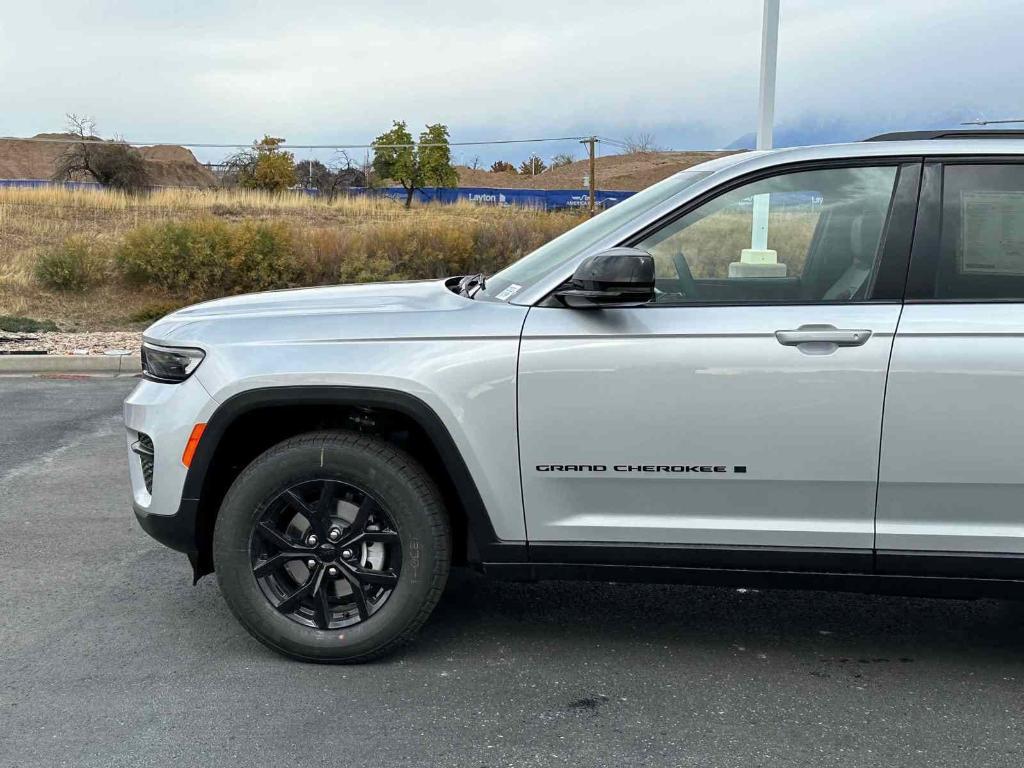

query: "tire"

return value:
[213, 430, 450, 663]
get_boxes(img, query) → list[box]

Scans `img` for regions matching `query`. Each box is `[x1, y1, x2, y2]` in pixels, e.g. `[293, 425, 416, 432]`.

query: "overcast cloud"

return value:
[1, 0, 1020, 164]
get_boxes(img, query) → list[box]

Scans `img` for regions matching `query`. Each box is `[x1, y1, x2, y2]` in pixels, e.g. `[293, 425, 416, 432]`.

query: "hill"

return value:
[456, 150, 737, 191]
[0, 133, 218, 187]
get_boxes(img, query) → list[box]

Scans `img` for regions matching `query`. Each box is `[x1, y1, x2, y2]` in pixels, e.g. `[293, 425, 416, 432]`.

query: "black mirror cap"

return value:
[556, 247, 656, 308]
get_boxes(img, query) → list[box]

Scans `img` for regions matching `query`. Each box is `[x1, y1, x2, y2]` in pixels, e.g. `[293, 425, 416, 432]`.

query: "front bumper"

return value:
[134, 499, 199, 553]
[124, 375, 219, 551]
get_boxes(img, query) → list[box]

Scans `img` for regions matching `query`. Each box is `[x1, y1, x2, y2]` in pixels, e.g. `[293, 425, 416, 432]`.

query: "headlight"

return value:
[141, 342, 205, 383]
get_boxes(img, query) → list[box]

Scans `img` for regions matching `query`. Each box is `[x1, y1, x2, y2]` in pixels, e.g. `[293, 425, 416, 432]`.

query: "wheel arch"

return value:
[183, 386, 519, 580]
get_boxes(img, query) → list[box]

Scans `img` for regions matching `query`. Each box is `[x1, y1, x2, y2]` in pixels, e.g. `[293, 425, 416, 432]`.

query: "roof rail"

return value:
[866, 130, 1024, 141]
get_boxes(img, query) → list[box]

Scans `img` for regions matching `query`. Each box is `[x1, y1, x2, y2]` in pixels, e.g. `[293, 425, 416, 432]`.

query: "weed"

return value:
[34, 236, 106, 292]
[0, 315, 58, 332]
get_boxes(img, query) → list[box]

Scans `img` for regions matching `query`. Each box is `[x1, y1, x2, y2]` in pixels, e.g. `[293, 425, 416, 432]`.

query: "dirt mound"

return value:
[138, 145, 196, 163]
[457, 150, 739, 191]
[0, 133, 218, 187]
[137, 145, 219, 186]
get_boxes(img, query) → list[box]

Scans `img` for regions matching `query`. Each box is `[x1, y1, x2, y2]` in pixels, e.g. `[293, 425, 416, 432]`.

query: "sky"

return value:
[1, 0, 1022, 167]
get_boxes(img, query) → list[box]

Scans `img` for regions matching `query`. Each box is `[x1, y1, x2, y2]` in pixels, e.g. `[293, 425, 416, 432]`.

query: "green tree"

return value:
[372, 121, 458, 208]
[225, 136, 296, 192]
[519, 154, 547, 176]
[489, 160, 517, 174]
[371, 121, 414, 194]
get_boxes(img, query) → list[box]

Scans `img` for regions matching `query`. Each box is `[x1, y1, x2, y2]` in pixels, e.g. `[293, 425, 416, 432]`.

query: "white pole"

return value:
[751, 0, 779, 254]
[756, 0, 779, 152]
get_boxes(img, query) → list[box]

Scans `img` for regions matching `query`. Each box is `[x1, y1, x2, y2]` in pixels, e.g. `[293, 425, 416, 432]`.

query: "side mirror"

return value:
[554, 247, 655, 308]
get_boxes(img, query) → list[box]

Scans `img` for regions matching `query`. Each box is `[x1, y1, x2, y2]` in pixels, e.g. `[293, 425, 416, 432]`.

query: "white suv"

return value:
[126, 131, 1024, 662]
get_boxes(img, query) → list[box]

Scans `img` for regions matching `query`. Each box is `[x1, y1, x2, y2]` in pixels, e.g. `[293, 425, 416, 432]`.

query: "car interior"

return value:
[652, 202, 890, 304]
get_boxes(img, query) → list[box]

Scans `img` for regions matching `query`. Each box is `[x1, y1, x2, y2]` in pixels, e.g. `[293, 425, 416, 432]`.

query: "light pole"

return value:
[751, 0, 779, 252]
[756, 0, 780, 152]
[732, 0, 784, 278]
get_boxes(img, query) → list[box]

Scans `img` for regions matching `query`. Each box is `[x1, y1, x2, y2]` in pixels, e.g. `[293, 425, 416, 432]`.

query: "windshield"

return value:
[481, 170, 712, 300]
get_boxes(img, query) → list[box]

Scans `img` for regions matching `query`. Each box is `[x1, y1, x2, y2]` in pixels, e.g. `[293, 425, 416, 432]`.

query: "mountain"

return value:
[726, 108, 994, 149]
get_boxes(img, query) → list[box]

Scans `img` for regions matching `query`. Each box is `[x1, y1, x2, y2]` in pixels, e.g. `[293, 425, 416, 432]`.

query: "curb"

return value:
[0, 354, 142, 375]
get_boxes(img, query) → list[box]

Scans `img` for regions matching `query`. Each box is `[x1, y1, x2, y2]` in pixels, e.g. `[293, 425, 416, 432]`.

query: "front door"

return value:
[518, 162, 920, 563]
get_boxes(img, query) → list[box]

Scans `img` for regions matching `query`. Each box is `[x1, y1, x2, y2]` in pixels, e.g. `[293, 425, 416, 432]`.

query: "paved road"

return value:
[2, 376, 1024, 768]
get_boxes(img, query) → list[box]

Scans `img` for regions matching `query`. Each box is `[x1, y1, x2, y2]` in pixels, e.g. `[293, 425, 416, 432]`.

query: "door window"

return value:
[930, 164, 1024, 300]
[633, 166, 899, 304]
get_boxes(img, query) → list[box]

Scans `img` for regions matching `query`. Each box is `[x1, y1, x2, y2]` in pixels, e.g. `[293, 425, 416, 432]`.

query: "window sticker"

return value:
[495, 283, 523, 301]
[960, 191, 1024, 275]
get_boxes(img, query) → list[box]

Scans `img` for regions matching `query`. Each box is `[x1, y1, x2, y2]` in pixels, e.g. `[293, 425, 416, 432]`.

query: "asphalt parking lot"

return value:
[3, 376, 1024, 768]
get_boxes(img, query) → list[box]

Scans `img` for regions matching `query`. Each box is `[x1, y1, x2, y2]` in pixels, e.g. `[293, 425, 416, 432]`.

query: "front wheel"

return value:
[213, 430, 450, 663]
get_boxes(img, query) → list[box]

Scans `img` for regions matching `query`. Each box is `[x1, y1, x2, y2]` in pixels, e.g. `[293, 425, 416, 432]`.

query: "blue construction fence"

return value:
[0, 179, 106, 191]
[0, 178, 635, 210]
[347, 186, 635, 211]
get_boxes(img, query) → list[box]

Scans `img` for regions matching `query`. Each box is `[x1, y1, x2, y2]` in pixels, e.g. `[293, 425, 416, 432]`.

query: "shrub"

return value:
[209, 202, 244, 217]
[362, 220, 475, 278]
[0, 315, 58, 333]
[297, 229, 393, 285]
[109, 206, 582, 300]
[227, 220, 299, 291]
[129, 301, 182, 323]
[117, 218, 228, 295]
[116, 218, 297, 297]
[292, 213, 579, 286]
[34, 237, 104, 292]
[468, 214, 576, 273]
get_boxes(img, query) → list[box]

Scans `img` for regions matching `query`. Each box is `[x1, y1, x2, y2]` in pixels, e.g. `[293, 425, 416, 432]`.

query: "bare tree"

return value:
[295, 152, 366, 199]
[332, 150, 367, 190]
[52, 114, 151, 193]
[622, 132, 661, 154]
[550, 152, 575, 168]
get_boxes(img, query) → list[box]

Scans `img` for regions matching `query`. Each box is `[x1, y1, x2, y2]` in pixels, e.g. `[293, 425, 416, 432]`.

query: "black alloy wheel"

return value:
[251, 479, 402, 630]
[214, 430, 451, 663]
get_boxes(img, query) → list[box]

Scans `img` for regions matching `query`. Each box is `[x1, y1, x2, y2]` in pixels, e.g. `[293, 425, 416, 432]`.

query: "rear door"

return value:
[518, 161, 921, 566]
[877, 158, 1024, 574]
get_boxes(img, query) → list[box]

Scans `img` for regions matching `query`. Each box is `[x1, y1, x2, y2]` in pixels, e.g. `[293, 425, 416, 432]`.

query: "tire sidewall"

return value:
[214, 434, 446, 661]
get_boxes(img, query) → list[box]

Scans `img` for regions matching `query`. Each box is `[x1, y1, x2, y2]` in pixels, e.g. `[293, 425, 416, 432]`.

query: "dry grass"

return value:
[1, 186, 822, 331]
[0, 184, 529, 230]
[0, 186, 579, 329]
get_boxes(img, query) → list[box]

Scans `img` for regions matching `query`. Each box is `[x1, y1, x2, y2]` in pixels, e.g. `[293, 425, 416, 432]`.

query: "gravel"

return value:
[0, 330, 141, 356]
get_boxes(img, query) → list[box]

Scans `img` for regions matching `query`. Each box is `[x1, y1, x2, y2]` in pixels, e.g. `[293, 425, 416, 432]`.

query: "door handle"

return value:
[775, 326, 872, 347]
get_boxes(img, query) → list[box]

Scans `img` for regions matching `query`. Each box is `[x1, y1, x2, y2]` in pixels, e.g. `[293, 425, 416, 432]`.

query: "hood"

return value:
[167, 279, 451, 322]
[144, 278, 525, 346]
